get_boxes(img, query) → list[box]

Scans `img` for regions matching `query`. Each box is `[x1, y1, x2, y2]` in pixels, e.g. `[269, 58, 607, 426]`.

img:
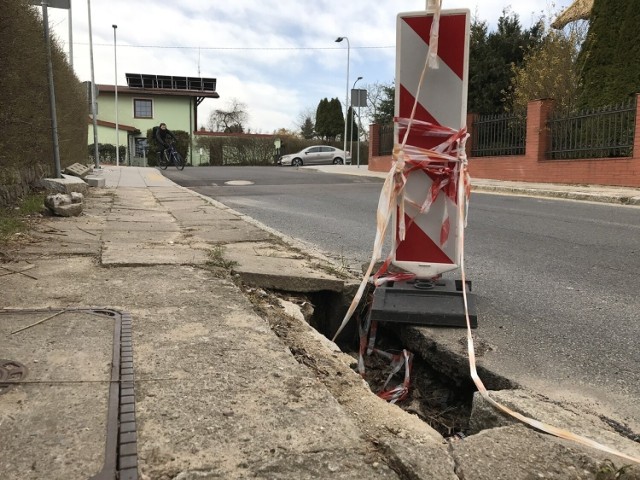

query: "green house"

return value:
[87, 73, 219, 165]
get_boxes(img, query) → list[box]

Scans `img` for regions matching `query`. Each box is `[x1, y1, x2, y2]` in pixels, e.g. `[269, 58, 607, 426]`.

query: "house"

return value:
[87, 73, 219, 165]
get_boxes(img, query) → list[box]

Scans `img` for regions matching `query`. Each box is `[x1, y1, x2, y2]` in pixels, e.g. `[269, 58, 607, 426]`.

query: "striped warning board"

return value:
[393, 9, 470, 278]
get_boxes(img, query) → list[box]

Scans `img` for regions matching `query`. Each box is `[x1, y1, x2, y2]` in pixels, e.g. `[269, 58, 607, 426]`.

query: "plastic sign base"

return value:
[370, 278, 477, 328]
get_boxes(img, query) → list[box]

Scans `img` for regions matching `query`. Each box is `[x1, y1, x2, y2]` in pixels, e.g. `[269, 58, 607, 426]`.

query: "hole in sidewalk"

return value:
[244, 286, 488, 439]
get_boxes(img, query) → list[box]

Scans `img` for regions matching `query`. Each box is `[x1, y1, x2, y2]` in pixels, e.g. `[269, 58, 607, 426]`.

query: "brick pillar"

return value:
[526, 98, 555, 162]
[634, 94, 640, 160]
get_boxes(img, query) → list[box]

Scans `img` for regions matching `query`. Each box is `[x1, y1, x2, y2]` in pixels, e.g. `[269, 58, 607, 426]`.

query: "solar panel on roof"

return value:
[125, 73, 216, 92]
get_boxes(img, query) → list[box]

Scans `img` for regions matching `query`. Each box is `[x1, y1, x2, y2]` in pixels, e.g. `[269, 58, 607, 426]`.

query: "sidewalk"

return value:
[303, 165, 640, 206]
[1, 166, 639, 480]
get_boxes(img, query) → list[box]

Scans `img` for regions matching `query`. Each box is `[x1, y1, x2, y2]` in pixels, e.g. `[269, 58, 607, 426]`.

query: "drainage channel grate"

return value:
[0, 308, 138, 480]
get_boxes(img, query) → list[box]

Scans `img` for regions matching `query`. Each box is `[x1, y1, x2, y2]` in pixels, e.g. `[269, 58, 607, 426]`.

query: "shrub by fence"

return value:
[195, 134, 357, 166]
[88, 144, 127, 165]
[0, 1, 88, 207]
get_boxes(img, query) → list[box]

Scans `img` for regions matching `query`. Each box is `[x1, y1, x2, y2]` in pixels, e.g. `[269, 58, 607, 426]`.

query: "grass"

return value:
[206, 245, 238, 270]
[0, 193, 45, 243]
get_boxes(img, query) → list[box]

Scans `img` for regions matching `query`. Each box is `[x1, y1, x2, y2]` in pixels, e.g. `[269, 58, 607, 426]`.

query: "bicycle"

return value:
[158, 141, 185, 171]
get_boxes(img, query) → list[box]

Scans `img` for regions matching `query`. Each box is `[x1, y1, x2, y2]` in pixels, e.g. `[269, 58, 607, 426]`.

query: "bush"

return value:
[88, 144, 127, 164]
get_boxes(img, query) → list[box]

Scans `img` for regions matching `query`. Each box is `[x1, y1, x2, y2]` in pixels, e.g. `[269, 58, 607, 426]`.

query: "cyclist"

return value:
[155, 123, 177, 164]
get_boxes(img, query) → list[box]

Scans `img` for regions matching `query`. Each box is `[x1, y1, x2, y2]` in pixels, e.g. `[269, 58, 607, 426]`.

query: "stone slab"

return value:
[105, 220, 180, 232]
[452, 424, 606, 480]
[64, 162, 91, 178]
[184, 220, 274, 243]
[224, 242, 346, 292]
[86, 176, 106, 187]
[468, 390, 640, 462]
[101, 243, 209, 265]
[40, 174, 88, 195]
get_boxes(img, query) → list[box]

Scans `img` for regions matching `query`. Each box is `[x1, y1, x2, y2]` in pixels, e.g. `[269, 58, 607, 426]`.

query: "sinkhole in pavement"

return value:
[244, 286, 495, 439]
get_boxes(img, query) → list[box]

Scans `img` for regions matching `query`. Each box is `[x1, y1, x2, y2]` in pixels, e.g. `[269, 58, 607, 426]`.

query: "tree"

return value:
[296, 107, 316, 139]
[468, 10, 543, 113]
[508, 29, 582, 112]
[300, 117, 315, 139]
[315, 98, 330, 140]
[315, 97, 344, 141]
[346, 107, 358, 141]
[578, 0, 640, 107]
[208, 98, 249, 132]
[363, 81, 395, 126]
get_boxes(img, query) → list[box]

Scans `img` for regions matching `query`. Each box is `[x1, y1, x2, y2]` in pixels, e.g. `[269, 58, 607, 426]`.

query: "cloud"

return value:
[47, 0, 571, 133]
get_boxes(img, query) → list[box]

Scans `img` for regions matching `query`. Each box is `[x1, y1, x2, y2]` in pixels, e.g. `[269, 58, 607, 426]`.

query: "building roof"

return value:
[96, 84, 220, 99]
[88, 118, 140, 133]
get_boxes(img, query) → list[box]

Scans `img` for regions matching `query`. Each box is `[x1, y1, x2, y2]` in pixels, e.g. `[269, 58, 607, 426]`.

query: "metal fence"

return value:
[471, 113, 526, 157]
[378, 123, 394, 156]
[547, 99, 636, 160]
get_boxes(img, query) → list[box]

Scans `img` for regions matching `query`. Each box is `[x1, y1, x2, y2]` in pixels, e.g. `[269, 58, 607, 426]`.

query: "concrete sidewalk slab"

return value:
[224, 241, 346, 292]
[101, 243, 209, 266]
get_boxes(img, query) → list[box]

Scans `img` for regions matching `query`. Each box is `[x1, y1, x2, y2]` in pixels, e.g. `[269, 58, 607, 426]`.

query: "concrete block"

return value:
[86, 176, 106, 187]
[64, 163, 91, 178]
[45, 193, 83, 217]
[40, 174, 88, 195]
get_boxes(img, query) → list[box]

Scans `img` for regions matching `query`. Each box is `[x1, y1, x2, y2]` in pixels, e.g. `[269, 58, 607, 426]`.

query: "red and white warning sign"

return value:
[393, 9, 470, 278]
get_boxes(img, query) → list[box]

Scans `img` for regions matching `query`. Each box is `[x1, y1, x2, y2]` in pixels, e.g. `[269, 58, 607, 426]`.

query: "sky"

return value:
[46, 0, 572, 134]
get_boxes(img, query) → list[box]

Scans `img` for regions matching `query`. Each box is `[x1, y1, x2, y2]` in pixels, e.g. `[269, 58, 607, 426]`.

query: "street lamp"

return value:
[351, 76, 362, 164]
[113, 24, 119, 167]
[335, 36, 350, 163]
[88, 0, 99, 169]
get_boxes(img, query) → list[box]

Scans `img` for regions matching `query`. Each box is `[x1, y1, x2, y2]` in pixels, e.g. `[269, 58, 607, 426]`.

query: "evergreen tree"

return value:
[372, 83, 395, 125]
[346, 107, 359, 141]
[328, 98, 345, 141]
[468, 11, 543, 113]
[300, 117, 315, 139]
[315, 98, 330, 140]
[578, 0, 640, 107]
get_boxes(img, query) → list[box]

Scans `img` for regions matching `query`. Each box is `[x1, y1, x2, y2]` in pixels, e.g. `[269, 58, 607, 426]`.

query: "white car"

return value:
[278, 146, 351, 166]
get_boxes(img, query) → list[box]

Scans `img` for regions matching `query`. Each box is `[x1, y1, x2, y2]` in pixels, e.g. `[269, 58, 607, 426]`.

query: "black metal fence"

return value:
[471, 113, 526, 157]
[547, 99, 636, 160]
[379, 123, 394, 156]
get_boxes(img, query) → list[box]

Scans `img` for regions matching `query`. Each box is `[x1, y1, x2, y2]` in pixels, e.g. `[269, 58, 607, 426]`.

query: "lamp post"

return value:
[112, 24, 119, 167]
[351, 76, 362, 165]
[335, 36, 350, 163]
[88, 0, 99, 169]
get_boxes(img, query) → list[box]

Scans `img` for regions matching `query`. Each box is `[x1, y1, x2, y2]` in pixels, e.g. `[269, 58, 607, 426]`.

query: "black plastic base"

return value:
[370, 278, 477, 328]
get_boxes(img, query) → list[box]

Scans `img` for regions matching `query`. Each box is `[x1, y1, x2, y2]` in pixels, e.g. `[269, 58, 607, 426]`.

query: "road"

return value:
[163, 166, 640, 430]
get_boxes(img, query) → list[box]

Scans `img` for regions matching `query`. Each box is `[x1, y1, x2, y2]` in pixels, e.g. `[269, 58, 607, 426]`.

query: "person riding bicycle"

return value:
[155, 123, 177, 164]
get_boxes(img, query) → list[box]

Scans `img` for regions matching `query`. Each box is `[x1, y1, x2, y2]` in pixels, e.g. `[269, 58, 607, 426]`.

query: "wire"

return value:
[69, 43, 395, 51]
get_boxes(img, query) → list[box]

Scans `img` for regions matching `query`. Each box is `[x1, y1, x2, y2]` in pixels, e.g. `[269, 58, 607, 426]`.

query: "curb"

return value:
[471, 185, 640, 206]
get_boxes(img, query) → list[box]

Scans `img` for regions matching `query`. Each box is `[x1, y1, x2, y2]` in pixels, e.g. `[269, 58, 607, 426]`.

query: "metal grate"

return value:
[378, 123, 394, 156]
[547, 99, 636, 160]
[471, 113, 526, 157]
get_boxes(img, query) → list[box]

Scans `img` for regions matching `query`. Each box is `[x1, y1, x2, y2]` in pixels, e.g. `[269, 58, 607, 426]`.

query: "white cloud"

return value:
[47, 0, 572, 133]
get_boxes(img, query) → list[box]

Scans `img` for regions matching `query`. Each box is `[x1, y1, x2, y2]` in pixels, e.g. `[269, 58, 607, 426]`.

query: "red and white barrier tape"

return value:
[334, 0, 640, 464]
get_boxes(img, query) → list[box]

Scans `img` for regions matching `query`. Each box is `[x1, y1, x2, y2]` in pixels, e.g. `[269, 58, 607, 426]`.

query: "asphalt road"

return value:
[164, 166, 640, 430]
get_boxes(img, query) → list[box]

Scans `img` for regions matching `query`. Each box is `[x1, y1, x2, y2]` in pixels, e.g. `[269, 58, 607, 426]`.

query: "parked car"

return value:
[278, 146, 351, 166]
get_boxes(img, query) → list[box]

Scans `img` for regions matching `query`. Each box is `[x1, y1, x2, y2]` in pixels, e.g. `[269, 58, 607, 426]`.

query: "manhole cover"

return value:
[224, 180, 254, 186]
[0, 359, 28, 395]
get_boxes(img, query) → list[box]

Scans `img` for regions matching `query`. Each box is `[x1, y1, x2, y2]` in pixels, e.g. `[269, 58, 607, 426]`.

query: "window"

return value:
[133, 98, 153, 118]
[321, 147, 335, 152]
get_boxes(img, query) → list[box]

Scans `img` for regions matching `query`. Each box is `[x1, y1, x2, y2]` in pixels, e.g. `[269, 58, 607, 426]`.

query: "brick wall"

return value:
[368, 94, 640, 187]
